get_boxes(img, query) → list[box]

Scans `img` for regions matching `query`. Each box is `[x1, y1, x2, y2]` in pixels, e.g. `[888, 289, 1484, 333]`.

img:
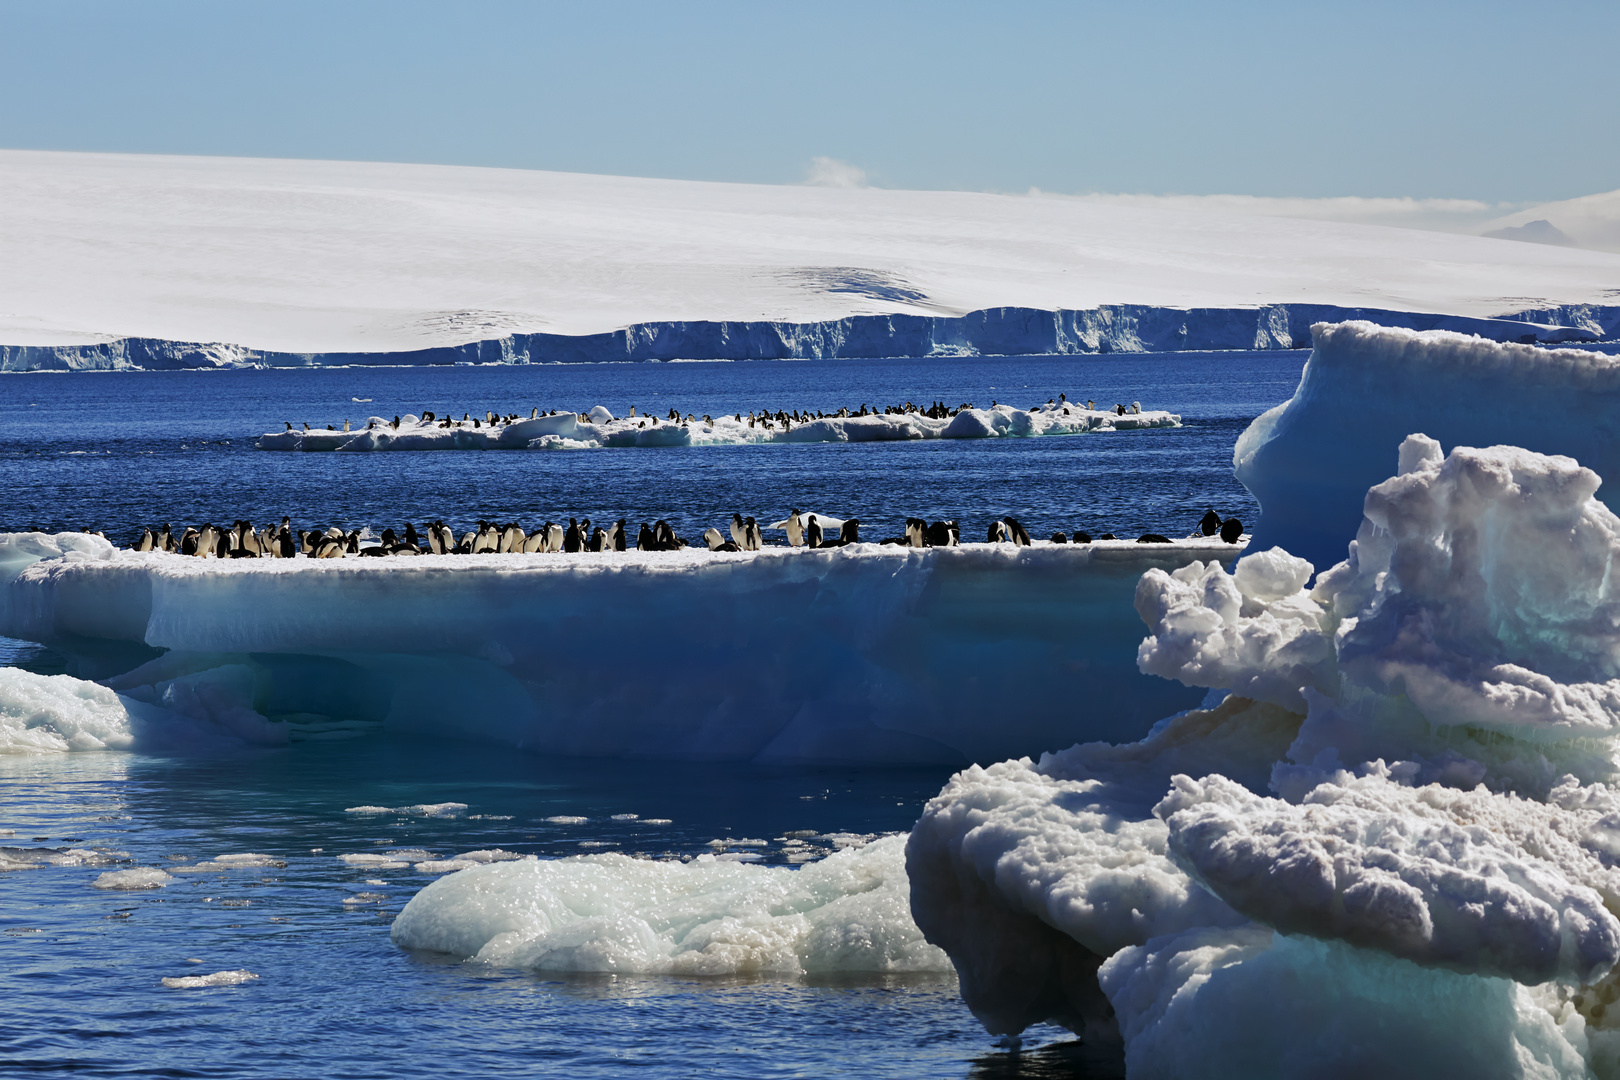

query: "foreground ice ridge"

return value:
[909, 438, 1620, 1077]
[1239, 320, 1620, 571]
[390, 834, 950, 977]
[255, 399, 1178, 452]
[0, 534, 1242, 764]
[2, 302, 1613, 372]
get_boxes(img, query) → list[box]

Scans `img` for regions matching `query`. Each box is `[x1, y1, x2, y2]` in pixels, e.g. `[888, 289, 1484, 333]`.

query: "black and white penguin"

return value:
[588, 526, 609, 552]
[785, 510, 805, 548]
[545, 522, 564, 552]
[1198, 510, 1222, 537]
[1050, 532, 1068, 543]
[653, 520, 684, 550]
[987, 520, 1007, 544]
[133, 528, 156, 552]
[837, 519, 861, 546]
[1136, 533, 1171, 544]
[805, 515, 823, 549]
[179, 528, 199, 556]
[1219, 518, 1243, 544]
[563, 519, 582, 553]
[926, 520, 958, 547]
[703, 527, 738, 552]
[611, 519, 627, 552]
[904, 518, 926, 548]
[277, 526, 296, 559]
[158, 524, 176, 552]
[730, 513, 748, 549]
[1072, 531, 1091, 544]
[1006, 519, 1032, 547]
[638, 522, 656, 550]
[744, 516, 762, 551]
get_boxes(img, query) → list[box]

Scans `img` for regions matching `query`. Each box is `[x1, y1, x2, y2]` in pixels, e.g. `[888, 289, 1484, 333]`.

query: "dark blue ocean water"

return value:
[0, 352, 1303, 1078]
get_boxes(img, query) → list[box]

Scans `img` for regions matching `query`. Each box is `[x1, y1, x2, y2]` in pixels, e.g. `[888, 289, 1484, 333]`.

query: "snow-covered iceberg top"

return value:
[255, 400, 1179, 452]
[908, 438, 1620, 1074]
[1237, 320, 1620, 570]
[0, 534, 1243, 764]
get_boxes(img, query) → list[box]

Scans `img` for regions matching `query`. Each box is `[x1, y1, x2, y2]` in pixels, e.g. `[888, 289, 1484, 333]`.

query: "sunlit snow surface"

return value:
[910, 429, 1620, 1077]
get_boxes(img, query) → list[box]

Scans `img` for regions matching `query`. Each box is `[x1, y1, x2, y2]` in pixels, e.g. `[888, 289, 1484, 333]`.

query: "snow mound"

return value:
[391, 834, 948, 977]
[256, 402, 1179, 452]
[1237, 321, 1620, 570]
[908, 439, 1620, 1074]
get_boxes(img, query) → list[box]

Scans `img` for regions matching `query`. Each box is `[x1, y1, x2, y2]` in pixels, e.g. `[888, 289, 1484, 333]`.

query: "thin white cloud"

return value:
[804, 156, 868, 189]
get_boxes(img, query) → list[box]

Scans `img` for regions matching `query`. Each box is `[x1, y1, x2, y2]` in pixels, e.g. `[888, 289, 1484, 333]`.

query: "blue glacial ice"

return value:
[0, 533, 1243, 764]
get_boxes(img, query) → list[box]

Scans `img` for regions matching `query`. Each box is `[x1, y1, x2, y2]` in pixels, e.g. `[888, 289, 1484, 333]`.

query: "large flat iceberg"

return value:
[908, 438, 1620, 1076]
[0, 534, 1243, 764]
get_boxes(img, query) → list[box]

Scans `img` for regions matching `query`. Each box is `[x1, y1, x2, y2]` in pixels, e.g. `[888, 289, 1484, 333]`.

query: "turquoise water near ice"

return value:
[0, 352, 1301, 1076]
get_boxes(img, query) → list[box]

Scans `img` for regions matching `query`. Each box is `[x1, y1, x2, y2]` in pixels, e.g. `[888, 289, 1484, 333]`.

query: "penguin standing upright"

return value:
[730, 513, 748, 549]
[1006, 519, 1032, 547]
[637, 522, 656, 550]
[904, 519, 926, 548]
[611, 519, 627, 552]
[134, 528, 155, 552]
[744, 517, 762, 551]
[987, 520, 1008, 543]
[1198, 510, 1223, 537]
[805, 515, 823, 549]
[838, 519, 861, 546]
[785, 510, 804, 548]
[563, 518, 582, 553]
[545, 521, 564, 552]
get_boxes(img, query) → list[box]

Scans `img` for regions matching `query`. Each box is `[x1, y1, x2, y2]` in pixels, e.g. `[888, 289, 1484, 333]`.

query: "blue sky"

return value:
[1, 0, 1613, 202]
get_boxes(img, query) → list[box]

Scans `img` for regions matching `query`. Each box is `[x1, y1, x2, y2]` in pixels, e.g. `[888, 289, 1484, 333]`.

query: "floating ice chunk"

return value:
[161, 969, 258, 989]
[1097, 928, 1590, 1080]
[642, 819, 673, 826]
[392, 834, 947, 976]
[0, 667, 137, 754]
[170, 853, 287, 872]
[92, 867, 173, 889]
[342, 892, 388, 905]
[339, 854, 410, 870]
[416, 859, 479, 875]
[707, 838, 767, 849]
[451, 850, 528, 863]
[610, 814, 639, 821]
[546, 816, 588, 825]
[343, 802, 468, 818]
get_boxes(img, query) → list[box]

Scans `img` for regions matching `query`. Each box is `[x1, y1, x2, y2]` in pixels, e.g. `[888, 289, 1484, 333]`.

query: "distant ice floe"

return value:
[391, 834, 948, 977]
[909, 435, 1620, 1075]
[254, 400, 1179, 453]
[92, 867, 174, 890]
[344, 803, 468, 818]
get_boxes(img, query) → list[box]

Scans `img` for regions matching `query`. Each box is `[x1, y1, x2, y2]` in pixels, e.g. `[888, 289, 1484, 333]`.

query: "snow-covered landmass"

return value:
[257, 401, 1178, 452]
[1, 151, 1616, 369]
[908, 439, 1620, 1076]
[391, 834, 949, 976]
[0, 534, 1243, 763]
[1237, 322, 1620, 570]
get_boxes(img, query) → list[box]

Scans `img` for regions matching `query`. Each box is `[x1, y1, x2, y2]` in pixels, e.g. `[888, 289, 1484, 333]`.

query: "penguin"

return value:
[277, 526, 296, 559]
[545, 522, 564, 552]
[588, 526, 609, 552]
[805, 515, 823, 549]
[179, 528, 199, 556]
[134, 528, 155, 552]
[744, 516, 762, 551]
[987, 520, 1008, 544]
[158, 524, 176, 552]
[403, 523, 422, 551]
[1072, 531, 1092, 544]
[785, 510, 805, 548]
[427, 521, 446, 555]
[611, 519, 627, 552]
[638, 522, 657, 550]
[197, 524, 220, 557]
[905, 518, 926, 548]
[1006, 519, 1032, 547]
[837, 519, 861, 546]
[345, 530, 361, 555]
[1219, 518, 1243, 544]
[1136, 533, 1171, 544]
[1050, 532, 1068, 543]
[703, 527, 741, 552]
[530, 407, 539, 419]
[925, 520, 958, 548]
[654, 520, 684, 550]
[563, 518, 583, 553]
[730, 513, 748, 549]
[1098, 533, 1118, 541]
[501, 523, 525, 553]
[1198, 509, 1223, 537]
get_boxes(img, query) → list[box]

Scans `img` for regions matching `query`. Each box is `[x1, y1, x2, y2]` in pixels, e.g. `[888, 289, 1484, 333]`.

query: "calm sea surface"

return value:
[0, 352, 1303, 1077]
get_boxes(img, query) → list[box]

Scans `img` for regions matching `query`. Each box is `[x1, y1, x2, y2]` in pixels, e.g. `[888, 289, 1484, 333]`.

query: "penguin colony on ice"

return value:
[122, 509, 1244, 558]
[279, 393, 1151, 437]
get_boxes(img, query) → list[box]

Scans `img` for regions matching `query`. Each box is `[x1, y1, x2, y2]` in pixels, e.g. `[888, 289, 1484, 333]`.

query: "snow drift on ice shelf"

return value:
[909, 436, 1620, 1078]
[390, 834, 951, 977]
[255, 399, 1179, 452]
[0, 532, 1243, 764]
[1238, 321, 1620, 572]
